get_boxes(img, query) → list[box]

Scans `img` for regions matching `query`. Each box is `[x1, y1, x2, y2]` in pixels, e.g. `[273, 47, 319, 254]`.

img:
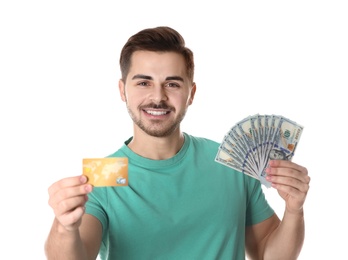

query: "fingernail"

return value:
[85, 184, 93, 192]
[80, 175, 87, 183]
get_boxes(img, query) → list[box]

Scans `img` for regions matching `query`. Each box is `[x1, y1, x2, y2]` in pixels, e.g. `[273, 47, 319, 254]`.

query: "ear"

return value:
[188, 82, 196, 105]
[118, 79, 126, 102]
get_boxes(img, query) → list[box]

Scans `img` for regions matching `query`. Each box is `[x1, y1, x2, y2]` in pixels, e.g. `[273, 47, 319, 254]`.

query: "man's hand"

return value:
[48, 175, 93, 231]
[265, 160, 310, 214]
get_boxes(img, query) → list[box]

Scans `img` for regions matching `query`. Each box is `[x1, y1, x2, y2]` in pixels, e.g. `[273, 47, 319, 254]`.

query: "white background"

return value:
[1, 1, 347, 259]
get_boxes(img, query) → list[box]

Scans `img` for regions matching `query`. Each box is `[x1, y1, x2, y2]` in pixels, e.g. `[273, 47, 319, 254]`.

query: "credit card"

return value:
[82, 157, 128, 187]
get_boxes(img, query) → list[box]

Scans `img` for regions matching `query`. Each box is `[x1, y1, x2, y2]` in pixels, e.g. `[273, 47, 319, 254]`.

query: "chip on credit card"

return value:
[82, 157, 128, 187]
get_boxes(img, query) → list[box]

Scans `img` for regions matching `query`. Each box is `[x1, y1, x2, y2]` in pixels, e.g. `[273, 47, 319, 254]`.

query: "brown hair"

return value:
[119, 26, 194, 83]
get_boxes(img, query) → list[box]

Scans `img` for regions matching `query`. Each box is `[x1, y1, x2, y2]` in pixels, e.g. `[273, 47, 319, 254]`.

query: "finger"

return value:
[53, 194, 88, 217]
[267, 174, 310, 193]
[273, 179, 310, 201]
[57, 206, 86, 231]
[268, 160, 308, 176]
[266, 167, 310, 186]
[267, 161, 310, 184]
[48, 182, 92, 210]
[48, 175, 88, 196]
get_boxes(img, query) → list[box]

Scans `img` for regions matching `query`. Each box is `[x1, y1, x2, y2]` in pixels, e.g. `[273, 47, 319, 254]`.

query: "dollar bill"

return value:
[215, 114, 303, 188]
[259, 116, 304, 179]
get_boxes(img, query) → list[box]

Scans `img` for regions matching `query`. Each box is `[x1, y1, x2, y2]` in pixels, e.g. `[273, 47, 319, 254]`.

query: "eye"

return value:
[137, 81, 150, 87]
[166, 82, 180, 88]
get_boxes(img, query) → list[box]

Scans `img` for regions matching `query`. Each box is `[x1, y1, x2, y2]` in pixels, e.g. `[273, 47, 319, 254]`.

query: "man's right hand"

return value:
[48, 175, 93, 232]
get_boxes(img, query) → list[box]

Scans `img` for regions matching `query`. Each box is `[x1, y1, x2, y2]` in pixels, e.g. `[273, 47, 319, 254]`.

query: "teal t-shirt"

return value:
[85, 133, 274, 260]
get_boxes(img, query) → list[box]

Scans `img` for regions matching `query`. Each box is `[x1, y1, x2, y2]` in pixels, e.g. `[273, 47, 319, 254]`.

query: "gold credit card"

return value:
[82, 157, 128, 187]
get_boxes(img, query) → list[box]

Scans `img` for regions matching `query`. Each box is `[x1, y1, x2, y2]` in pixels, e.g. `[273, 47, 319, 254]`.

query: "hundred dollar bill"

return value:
[230, 125, 258, 171]
[260, 116, 304, 181]
[215, 148, 257, 179]
[257, 115, 282, 187]
[262, 115, 271, 163]
[219, 137, 258, 176]
[236, 115, 260, 170]
[250, 114, 262, 169]
[262, 115, 281, 170]
[271, 116, 303, 160]
[215, 114, 303, 188]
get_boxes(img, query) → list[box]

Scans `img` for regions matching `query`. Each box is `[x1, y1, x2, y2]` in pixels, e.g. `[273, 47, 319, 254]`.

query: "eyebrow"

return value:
[132, 74, 184, 82]
[132, 74, 152, 80]
[166, 76, 184, 82]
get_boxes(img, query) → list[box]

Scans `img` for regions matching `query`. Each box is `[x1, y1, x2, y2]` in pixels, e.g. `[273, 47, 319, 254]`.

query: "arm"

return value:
[246, 160, 310, 260]
[44, 176, 102, 260]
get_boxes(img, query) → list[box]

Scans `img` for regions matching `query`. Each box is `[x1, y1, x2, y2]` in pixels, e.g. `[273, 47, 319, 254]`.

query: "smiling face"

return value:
[119, 51, 196, 138]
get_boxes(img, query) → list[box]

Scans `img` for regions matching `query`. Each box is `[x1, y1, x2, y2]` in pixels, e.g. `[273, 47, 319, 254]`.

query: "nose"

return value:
[149, 85, 168, 103]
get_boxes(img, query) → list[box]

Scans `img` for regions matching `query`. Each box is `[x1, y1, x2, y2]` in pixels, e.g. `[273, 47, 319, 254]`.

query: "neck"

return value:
[127, 129, 185, 160]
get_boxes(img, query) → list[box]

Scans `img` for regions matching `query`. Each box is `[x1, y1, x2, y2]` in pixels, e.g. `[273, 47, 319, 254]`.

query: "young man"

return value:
[45, 26, 310, 259]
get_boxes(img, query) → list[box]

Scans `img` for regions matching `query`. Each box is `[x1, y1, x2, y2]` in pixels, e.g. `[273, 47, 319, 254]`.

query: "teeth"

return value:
[145, 110, 168, 115]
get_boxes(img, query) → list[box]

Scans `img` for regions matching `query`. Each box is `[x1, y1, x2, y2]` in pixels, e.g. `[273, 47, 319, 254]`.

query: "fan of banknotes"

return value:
[215, 114, 303, 188]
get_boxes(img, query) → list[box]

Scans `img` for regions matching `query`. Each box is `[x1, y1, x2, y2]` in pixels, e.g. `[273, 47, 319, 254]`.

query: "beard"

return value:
[126, 101, 187, 137]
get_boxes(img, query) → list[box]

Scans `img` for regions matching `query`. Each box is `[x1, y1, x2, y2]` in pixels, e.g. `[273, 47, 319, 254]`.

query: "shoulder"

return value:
[106, 137, 133, 158]
[184, 133, 220, 149]
[184, 133, 222, 161]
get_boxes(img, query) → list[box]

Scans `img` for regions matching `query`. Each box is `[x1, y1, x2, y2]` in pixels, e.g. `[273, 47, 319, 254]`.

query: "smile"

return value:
[144, 110, 170, 116]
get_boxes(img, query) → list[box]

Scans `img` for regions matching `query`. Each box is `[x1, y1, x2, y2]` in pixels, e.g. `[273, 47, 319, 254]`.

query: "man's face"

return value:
[119, 51, 196, 137]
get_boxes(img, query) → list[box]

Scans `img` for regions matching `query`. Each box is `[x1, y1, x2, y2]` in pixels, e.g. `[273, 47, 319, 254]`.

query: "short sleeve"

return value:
[85, 187, 109, 235]
[245, 178, 275, 226]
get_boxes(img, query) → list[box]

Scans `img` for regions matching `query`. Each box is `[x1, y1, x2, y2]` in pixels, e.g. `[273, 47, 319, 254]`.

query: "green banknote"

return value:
[215, 114, 303, 188]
